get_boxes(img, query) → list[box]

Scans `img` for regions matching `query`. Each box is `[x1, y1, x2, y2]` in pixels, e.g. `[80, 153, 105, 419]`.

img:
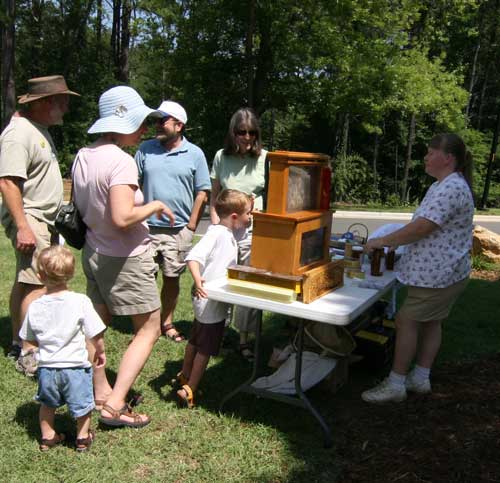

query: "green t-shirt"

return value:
[0, 116, 63, 227]
[211, 148, 267, 210]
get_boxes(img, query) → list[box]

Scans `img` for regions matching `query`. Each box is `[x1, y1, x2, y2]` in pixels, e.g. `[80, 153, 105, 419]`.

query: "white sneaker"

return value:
[406, 374, 431, 394]
[361, 378, 407, 403]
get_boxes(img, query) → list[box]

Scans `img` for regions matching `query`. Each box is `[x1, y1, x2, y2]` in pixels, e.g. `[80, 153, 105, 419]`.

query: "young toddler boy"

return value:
[19, 245, 106, 452]
[176, 189, 252, 408]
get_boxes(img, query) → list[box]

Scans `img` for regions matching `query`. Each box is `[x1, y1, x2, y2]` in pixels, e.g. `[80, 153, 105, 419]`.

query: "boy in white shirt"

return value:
[19, 245, 106, 452]
[176, 189, 252, 408]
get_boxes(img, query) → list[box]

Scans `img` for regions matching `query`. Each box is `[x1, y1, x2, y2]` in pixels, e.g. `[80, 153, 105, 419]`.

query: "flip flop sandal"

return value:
[76, 430, 95, 452]
[39, 433, 66, 452]
[177, 384, 195, 409]
[162, 324, 186, 343]
[99, 404, 151, 428]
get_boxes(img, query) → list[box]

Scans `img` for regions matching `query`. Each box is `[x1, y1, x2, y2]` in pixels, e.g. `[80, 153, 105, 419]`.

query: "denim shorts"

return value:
[36, 367, 95, 418]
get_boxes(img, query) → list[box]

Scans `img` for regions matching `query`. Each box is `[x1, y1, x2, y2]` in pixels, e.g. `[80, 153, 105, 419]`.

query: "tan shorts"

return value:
[82, 244, 160, 316]
[149, 226, 194, 277]
[398, 278, 469, 322]
[5, 213, 59, 285]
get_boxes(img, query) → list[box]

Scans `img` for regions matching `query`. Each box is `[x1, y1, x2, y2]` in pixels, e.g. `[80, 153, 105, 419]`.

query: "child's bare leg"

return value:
[181, 342, 197, 379]
[76, 411, 92, 440]
[39, 404, 57, 439]
[187, 352, 210, 392]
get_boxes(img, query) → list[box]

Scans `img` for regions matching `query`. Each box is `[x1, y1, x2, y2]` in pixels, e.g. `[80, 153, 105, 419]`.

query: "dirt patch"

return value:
[335, 354, 500, 482]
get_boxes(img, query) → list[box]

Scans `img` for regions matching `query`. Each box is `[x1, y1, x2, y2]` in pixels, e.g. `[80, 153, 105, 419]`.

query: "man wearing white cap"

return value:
[135, 101, 211, 342]
[0, 75, 79, 369]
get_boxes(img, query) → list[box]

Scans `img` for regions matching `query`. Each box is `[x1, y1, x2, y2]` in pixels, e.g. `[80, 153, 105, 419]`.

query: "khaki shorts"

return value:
[149, 226, 194, 277]
[398, 278, 469, 322]
[82, 244, 160, 316]
[5, 213, 59, 285]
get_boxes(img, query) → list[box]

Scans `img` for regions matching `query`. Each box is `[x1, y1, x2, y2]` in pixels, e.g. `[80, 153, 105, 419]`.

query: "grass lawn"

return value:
[0, 232, 499, 482]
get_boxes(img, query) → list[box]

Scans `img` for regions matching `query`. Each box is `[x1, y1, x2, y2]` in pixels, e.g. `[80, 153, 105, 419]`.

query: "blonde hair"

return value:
[215, 189, 252, 218]
[37, 245, 75, 286]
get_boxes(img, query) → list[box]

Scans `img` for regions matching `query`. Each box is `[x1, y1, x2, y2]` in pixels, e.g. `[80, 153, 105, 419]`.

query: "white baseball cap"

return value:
[88, 86, 162, 135]
[157, 100, 187, 124]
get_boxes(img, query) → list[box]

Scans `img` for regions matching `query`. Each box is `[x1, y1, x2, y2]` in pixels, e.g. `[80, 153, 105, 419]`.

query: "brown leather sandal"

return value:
[39, 433, 66, 452]
[162, 323, 186, 343]
[177, 384, 195, 409]
[76, 430, 95, 452]
[99, 403, 151, 428]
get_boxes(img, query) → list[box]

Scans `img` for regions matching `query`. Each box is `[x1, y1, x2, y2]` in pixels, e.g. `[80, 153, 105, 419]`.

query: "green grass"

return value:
[0, 232, 499, 482]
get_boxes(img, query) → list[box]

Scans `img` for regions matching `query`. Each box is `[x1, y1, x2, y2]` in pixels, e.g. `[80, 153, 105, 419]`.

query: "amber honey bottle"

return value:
[370, 248, 384, 276]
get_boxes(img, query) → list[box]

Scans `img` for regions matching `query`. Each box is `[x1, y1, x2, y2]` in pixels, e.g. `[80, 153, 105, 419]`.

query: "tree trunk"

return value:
[465, 40, 480, 122]
[111, 0, 121, 72]
[245, 0, 256, 107]
[96, 0, 102, 53]
[29, 0, 44, 76]
[394, 144, 399, 195]
[1, 0, 16, 129]
[341, 112, 349, 158]
[117, 0, 131, 82]
[479, 104, 500, 209]
[476, 66, 490, 130]
[373, 133, 379, 194]
[401, 113, 416, 203]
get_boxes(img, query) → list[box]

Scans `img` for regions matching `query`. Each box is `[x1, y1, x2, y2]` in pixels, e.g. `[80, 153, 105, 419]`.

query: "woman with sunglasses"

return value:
[209, 107, 267, 361]
[72, 86, 175, 428]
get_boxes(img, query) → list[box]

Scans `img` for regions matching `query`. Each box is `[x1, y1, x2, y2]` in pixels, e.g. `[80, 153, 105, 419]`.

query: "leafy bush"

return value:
[332, 153, 379, 203]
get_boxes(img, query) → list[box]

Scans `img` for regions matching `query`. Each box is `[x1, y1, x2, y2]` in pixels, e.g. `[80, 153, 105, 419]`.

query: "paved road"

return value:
[196, 210, 500, 236]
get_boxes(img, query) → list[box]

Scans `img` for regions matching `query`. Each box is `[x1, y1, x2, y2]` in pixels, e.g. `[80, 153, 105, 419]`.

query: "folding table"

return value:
[205, 268, 398, 448]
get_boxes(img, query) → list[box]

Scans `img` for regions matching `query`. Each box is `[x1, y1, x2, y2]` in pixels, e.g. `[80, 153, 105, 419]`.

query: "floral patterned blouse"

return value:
[397, 172, 474, 288]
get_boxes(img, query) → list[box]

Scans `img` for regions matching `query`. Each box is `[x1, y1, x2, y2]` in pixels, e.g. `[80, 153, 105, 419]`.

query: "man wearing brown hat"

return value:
[0, 75, 79, 372]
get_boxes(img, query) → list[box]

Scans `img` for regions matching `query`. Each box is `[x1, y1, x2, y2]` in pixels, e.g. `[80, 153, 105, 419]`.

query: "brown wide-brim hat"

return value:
[18, 75, 80, 104]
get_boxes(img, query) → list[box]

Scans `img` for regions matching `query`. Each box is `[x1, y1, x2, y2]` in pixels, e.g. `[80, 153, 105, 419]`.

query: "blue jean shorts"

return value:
[36, 367, 95, 418]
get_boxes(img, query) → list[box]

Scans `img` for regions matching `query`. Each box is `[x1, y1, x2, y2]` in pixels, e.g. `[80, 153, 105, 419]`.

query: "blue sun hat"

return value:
[88, 86, 162, 135]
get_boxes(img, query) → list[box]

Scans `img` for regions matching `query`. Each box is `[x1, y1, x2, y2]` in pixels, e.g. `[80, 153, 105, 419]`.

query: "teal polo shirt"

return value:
[135, 137, 211, 228]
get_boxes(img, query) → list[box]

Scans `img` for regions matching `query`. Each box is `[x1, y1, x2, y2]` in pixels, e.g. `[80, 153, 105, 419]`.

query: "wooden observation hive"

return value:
[227, 150, 343, 303]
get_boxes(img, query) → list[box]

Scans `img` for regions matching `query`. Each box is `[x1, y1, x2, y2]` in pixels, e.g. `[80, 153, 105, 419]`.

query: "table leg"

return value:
[219, 309, 263, 412]
[219, 314, 333, 448]
[294, 319, 333, 448]
[387, 282, 399, 319]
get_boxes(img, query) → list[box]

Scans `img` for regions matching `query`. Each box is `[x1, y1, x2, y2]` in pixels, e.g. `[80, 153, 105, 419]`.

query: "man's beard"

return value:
[156, 132, 177, 144]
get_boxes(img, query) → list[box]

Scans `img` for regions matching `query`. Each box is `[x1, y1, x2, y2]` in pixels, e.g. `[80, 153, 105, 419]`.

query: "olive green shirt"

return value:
[0, 116, 63, 227]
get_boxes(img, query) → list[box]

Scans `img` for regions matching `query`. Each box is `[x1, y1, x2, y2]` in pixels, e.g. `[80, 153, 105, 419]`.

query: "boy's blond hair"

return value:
[215, 189, 251, 219]
[37, 245, 75, 285]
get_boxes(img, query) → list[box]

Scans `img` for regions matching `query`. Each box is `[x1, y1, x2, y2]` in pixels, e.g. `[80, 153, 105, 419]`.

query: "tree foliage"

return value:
[1, 0, 499, 205]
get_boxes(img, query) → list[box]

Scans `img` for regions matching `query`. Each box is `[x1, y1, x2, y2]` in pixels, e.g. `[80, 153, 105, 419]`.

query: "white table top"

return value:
[205, 266, 398, 326]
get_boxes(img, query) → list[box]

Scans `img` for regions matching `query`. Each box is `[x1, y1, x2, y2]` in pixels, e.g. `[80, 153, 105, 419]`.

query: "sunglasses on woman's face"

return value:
[236, 129, 257, 136]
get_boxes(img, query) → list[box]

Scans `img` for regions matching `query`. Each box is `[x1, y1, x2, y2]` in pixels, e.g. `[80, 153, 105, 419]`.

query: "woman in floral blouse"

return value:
[362, 133, 474, 404]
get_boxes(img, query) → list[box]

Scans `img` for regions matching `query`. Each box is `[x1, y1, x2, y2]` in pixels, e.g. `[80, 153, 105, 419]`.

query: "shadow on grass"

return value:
[148, 277, 500, 481]
[0, 316, 13, 356]
[14, 401, 78, 447]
